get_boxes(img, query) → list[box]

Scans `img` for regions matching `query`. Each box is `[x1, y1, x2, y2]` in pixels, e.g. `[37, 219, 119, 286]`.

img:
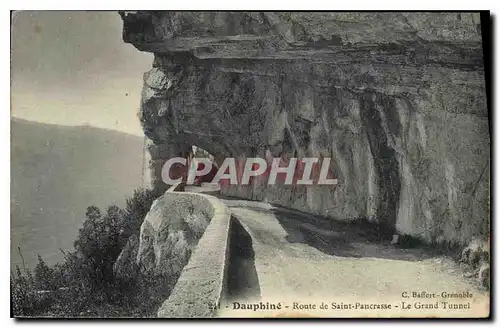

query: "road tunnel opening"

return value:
[188, 145, 219, 186]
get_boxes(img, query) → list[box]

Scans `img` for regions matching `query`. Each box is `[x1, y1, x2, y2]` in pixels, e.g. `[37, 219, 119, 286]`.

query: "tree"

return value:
[34, 255, 55, 291]
[12, 188, 160, 317]
[73, 204, 126, 300]
[122, 188, 155, 238]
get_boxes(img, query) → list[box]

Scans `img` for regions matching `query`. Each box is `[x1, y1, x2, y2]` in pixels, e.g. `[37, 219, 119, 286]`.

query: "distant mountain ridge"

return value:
[11, 118, 146, 268]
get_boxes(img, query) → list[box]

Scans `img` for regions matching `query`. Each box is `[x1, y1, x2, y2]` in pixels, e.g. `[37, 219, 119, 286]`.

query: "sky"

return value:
[11, 11, 153, 136]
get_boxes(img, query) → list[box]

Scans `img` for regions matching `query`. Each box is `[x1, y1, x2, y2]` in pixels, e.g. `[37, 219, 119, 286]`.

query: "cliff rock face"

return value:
[122, 12, 490, 245]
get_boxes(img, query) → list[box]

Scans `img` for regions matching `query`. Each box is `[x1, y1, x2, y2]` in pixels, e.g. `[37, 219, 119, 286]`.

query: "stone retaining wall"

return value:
[157, 192, 232, 318]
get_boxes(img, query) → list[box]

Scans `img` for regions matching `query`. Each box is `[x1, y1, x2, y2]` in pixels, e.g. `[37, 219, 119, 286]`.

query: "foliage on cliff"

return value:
[10, 188, 168, 318]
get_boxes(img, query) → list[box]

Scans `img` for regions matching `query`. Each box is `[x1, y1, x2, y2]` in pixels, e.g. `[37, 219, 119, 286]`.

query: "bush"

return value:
[34, 255, 56, 291]
[11, 265, 37, 316]
[73, 205, 125, 293]
[11, 188, 165, 318]
[122, 188, 156, 238]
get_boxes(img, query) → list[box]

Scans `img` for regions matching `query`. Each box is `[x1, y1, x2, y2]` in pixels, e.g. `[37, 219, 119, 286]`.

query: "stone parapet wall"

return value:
[157, 192, 232, 318]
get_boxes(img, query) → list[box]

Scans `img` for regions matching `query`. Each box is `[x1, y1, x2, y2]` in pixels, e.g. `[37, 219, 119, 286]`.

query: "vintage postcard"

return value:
[10, 11, 491, 318]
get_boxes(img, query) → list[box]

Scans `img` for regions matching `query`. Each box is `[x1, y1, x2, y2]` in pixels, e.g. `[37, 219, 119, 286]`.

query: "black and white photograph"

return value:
[9, 10, 491, 319]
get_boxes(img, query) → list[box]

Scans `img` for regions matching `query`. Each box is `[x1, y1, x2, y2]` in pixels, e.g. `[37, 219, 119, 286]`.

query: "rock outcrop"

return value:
[113, 234, 140, 281]
[135, 192, 213, 277]
[121, 12, 490, 246]
[112, 191, 222, 311]
[461, 237, 490, 288]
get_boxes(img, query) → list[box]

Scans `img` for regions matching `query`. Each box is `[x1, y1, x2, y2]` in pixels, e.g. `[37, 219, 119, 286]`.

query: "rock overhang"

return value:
[122, 11, 490, 246]
[121, 12, 483, 64]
